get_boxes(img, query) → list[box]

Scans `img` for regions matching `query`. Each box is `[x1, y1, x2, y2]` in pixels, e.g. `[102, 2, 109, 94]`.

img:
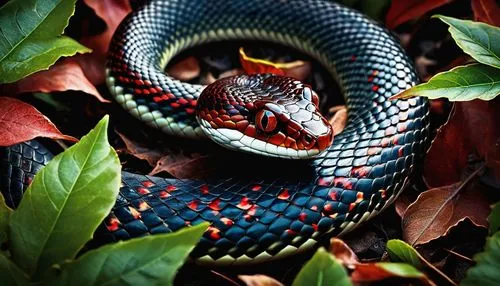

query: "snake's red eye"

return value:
[256, 110, 278, 133]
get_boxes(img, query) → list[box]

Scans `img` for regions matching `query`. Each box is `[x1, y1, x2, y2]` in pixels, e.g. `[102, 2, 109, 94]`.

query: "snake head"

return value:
[197, 74, 333, 159]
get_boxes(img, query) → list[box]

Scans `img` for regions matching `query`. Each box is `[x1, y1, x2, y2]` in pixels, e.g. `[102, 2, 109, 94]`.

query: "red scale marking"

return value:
[129, 207, 141, 219]
[385, 126, 396, 136]
[247, 205, 258, 216]
[286, 229, 297, 235]
[209, 198, 221, 211]
[398, 147, 404, 157]
[355, 192, 364, 203]
[138, 202, 150, 211]
[166, 185, 177, 191]
[170, 102, 181, 108]
[208, 226, 221, 240]
[348, 203, 357, 211]
[381, 137, 392, 147]
[351, 166, 370, 178]
[299, 212, 307, 222]
[106, 217, 121, 232]
[251, 185, 262, 191]
[323, 203, 333, 214]
[372, 85, 379, 92]
[188, 200, 199, 211]
[397, 123, 407, 132]
[159, 191, 170, 199]
[312, 224, 318, 231]
[310, 205, 318, 211]
[317, 177, 333, 186]
[334, 177, 353, 189]
[142, 181, 154, 187]
[137, 187, 150, 195]
[380, 189, 387, 199]
[278, 189, 290, 200]
[244, 214, 253, 221]
[237, 197, 253, 210]
[329, 190, 337, 201]
[200, 184, 209, 194]
[220, 217, 233, 226]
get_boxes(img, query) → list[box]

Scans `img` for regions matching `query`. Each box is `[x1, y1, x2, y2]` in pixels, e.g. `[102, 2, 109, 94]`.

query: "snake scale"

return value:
[0, 0, 430, 265]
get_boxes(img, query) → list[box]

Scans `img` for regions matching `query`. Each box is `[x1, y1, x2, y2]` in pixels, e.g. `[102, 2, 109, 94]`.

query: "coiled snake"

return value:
[0, 0, 430, 265]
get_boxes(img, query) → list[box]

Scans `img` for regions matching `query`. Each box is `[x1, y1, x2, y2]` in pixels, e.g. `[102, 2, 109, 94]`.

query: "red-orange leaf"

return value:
[402, 177, 490, 246]
[330, 238, 360, 267]
[1, 59, 109, 103]
[385, 0, 454, 29]
[472, 0, 500, 26]
[79, 0, 132, 84]
[0, 97, 77, 146]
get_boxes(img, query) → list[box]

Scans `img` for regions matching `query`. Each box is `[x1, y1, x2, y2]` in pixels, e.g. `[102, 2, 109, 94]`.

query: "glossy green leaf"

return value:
[489, 203, 500, 235]
[0, 0, 90, 83]
[434, 15, 500, 68]
[392, 63, 500, 101]
[0, 194, 12, 244]
[48, 223, 208, 286]
[0, 252, 29, 286]
[462, 231, 500, 286]
[292, 248, 351, 286]
[375, 263, 425, 279]
[8, 116, 121, 277]
[386, 240, 423, 268]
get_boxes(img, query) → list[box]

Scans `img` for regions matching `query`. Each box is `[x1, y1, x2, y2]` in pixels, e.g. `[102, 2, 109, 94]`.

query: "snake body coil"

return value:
[0, 0, 430, 265]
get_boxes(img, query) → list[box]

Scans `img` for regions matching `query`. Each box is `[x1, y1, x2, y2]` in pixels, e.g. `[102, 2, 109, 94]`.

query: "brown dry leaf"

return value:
[79, 0, 132, 84]
[0, 97, 77, 146]
[116, 131, 163, 166]
[330, 238, 360, 267]
[0, 59, 109, 103]
[424, 99, 500, 188]
[472, 0, 500, 26]
[328, 106, 348, 136]
[149, 152, 217, 179]
[166, 56, 201, 81]
[238, 275, 284, 286]
[402, 177, 490, 246]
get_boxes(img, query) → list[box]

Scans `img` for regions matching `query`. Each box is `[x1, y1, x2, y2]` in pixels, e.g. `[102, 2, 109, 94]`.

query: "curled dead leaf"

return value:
[402, 173, 490, 246]
[0, 59, 109, 103]
[328, 106, 348, 136]
[149, 152, 217, 179]
[330, 238, 360, 268]
[116, 131, 163, 166]
[0, 97, 77, 146]
[424, 99, 500, 188]
[238, 275, 284, 286]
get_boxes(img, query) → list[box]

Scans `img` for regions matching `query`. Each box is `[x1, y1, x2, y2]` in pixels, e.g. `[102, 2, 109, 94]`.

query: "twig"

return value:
[444, 248, 474, 263]
[210, 270, 241, 286]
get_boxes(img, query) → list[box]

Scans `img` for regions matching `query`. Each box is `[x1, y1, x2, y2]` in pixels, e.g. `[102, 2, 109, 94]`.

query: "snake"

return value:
[0, 0, 430, 265]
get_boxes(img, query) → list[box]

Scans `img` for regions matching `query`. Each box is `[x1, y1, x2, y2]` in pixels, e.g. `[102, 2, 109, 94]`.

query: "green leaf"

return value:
[0, 194, 12, 244]
[0, 0, 90, 83]
[489, 203, 500, 235]
[8, 115, 121, 277]
[292, 248, 351, 286]
[462, 231, 500, 286]
[48, 223, 209, 286]
[434, 15, 500, 69]
[392, 63, 500, 101]
[0, 252, 29, 286]
[375, 263, 425, 279]
[386, 240, 423, 268]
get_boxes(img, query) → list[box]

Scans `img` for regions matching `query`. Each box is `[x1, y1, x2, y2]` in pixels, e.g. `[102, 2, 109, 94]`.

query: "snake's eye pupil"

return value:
[256, 110, 277, 133]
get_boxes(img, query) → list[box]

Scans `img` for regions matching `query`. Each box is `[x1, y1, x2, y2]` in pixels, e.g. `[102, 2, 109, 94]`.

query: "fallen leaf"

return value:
[328, 106, 348, 135]
[351, 263, 432, 285]
[472, 0, 500, 26]
[0, 59, 109, 103]
[330, 238, 360, 267]
[167, 56, 201, 81]
[385, 0, 454, 29]
[0, 97, 77, 146]
[116, 131, 164, 166]
[149, 152, 215, 179]
[239, 48, 311, 80]
[424, 99, 500, 188]
[238, 275, 284, 286]
[79, 0, 132, 84]
[394, 191, 417, 218]
[402, 176, 490, 246]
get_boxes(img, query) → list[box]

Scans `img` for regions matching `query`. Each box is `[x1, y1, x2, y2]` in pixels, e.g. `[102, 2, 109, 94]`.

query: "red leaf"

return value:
[472, 0, 500, 26]
[80, 0, 132, 84]
[424, 99, 500, 188]
[385, 0, 454, 29]
[1, 59, 109, 103]
[330, 238, 360, 267]
[116, 131, 164, 166]
[0, 97, 78, 146]
[402, 178, 490, 246]
[166, 56, 201, 81]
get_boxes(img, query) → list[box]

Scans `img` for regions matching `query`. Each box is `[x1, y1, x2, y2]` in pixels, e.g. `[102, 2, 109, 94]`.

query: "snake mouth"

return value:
[199, 119, 322, 159]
